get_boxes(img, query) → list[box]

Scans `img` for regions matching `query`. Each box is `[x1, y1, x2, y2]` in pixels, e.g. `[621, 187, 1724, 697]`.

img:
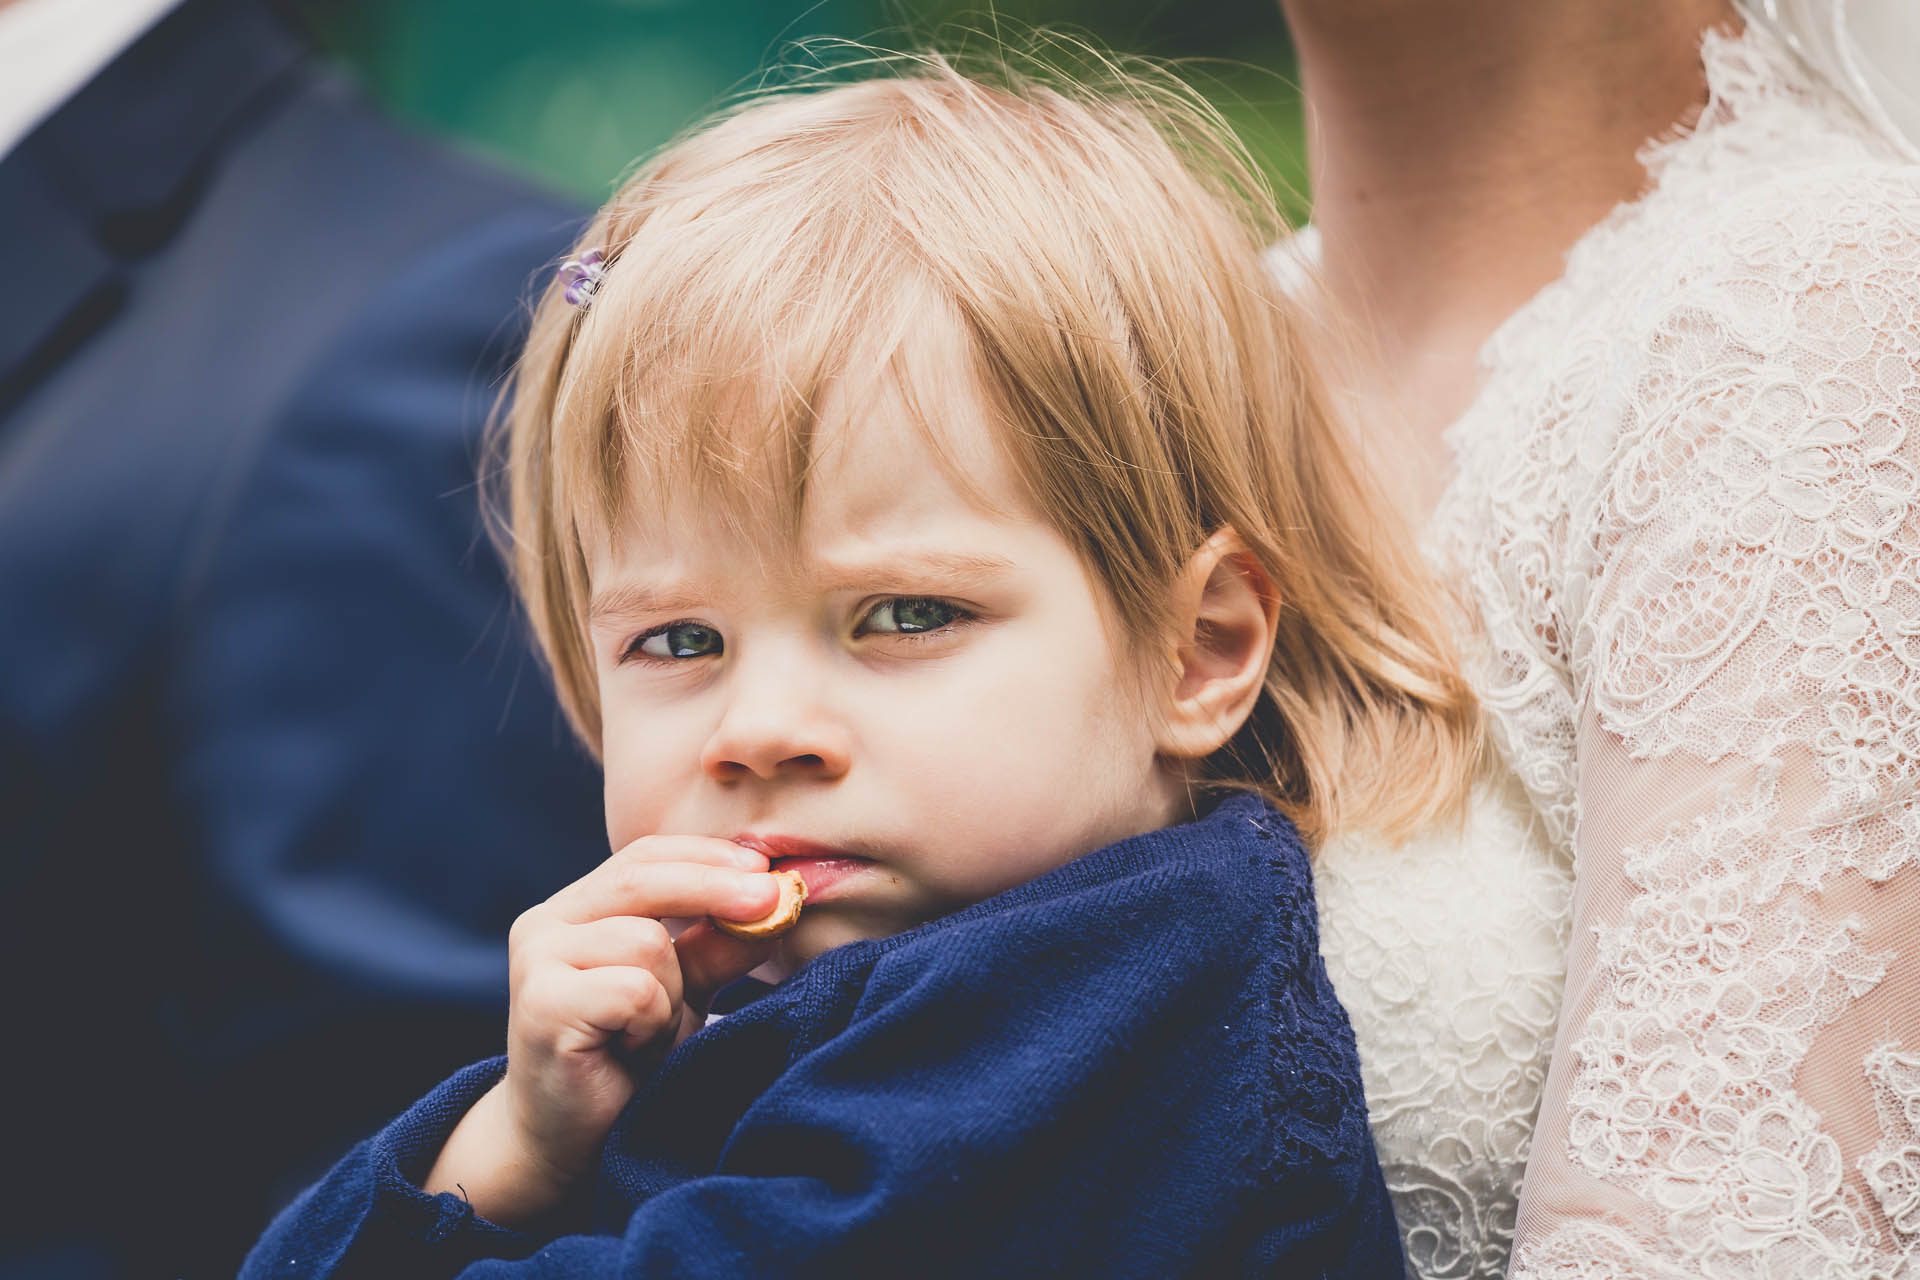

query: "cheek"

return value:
[897, 620, 1159, 887]
[597, 700, 699, 848]
[1007, 658, 1153, 809]
[886, 627, 1129, 771]
[991, 609, 1148, 764]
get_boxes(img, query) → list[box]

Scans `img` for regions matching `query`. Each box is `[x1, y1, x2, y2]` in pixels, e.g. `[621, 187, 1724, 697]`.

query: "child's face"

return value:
[587, 330, 1189, 972]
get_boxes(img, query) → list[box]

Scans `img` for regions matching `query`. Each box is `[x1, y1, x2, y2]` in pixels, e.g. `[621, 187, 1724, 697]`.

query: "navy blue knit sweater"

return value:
[244, 795, 1402, 1278]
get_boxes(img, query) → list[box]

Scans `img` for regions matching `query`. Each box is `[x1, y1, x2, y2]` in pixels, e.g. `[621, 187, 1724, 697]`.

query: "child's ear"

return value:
[1153, 528, 1281, 760]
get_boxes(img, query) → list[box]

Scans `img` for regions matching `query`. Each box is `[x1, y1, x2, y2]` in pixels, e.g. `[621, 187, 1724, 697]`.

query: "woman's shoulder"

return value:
[1549, 157, 1920, 443]
[1590, 154, 1920, 448]
[1643, 18, 1920, 269]
[1496, 149, 1920, 447]
[1675, 157, 1920, 295]
[1527, 28, 1920, 376]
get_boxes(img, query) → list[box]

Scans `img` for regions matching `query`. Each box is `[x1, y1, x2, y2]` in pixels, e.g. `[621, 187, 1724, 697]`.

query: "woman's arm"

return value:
[1510, 168, 1920, 1277]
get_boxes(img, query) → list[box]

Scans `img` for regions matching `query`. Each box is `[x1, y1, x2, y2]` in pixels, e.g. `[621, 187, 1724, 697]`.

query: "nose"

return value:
[699, 644, 852, 784]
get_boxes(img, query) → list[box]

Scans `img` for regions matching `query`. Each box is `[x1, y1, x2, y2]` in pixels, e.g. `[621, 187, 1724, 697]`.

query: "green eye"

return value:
[631, 621, 723, 661]
[864, 597, 963, 634]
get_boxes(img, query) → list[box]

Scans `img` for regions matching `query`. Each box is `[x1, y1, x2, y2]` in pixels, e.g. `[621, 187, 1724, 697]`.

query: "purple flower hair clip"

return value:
[558, 248, 608, 309]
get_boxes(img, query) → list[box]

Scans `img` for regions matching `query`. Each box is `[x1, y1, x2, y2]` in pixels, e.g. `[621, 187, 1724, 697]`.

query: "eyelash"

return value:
[617, 596, 980, 667]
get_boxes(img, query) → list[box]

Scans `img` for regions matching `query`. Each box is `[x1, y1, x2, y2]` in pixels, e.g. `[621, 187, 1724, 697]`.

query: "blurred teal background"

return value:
[296, 0, 1308, 223]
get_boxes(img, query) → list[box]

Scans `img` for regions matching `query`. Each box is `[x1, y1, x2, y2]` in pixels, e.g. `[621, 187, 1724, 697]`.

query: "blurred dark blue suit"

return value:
[0, 2, 608, 1274]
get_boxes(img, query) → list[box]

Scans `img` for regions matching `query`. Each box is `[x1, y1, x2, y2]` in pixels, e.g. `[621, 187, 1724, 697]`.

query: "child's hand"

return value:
[423, 836, 779, 1225]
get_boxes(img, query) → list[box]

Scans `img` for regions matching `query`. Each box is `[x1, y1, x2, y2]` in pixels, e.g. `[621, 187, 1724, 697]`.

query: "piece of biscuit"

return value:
[712, 869, 807, 940]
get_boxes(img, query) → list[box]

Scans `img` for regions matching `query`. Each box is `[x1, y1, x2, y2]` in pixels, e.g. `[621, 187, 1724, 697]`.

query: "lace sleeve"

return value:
[1509, 169, 1920, 1278]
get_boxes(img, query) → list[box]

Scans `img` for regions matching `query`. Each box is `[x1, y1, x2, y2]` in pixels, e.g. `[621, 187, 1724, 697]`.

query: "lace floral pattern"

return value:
[1863, 1048, 1920, 1238]
[1315, 772, 1572, 1278]
[1414, 21, 1920, 1279]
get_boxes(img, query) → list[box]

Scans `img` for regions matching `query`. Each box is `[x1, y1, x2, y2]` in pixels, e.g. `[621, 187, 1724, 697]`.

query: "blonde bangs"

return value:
[554, 131, 892, 553]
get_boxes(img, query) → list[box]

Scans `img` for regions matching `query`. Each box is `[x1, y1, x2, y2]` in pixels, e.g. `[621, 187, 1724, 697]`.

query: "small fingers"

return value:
[544, 913, 674, 969]
[545, 916, 684, 1013]
[521, 963, 677, 1057]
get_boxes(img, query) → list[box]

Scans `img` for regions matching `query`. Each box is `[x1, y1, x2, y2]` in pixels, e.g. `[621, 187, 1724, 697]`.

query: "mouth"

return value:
[732, 834, 878, 901]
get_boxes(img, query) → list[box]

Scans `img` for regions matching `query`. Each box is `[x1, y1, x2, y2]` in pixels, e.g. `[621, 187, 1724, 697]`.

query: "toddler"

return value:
[247, 46, 1476, 1278]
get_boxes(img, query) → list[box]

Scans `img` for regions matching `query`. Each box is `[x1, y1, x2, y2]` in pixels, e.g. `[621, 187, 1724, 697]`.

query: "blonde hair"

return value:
[492, 40, 1480, 847]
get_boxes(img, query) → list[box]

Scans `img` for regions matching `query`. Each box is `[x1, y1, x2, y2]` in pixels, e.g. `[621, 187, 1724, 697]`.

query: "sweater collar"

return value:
[707, 793, 1285, 1017]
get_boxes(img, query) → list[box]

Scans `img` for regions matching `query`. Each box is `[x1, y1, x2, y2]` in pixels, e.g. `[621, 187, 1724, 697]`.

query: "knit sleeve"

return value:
[240, 1057, 540, 1278]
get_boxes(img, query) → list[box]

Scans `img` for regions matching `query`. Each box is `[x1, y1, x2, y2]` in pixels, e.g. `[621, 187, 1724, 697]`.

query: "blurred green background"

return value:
[296, 0, 1308, 223]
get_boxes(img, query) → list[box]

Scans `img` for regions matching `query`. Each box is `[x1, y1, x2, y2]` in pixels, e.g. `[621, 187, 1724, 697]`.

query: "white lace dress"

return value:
[1312, 22, 1920, 1279]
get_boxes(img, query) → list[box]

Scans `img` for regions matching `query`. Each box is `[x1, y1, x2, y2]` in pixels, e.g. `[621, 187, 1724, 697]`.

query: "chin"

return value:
[774, 912, 889, 971]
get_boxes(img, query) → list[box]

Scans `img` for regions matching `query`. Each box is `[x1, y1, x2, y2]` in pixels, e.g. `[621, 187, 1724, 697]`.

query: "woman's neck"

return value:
[1282, 0, 1738, 511]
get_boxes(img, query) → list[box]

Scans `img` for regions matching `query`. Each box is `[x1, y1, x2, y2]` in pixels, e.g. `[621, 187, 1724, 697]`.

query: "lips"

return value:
[731, 834, 876, 901]
[734, 834, 855, 861]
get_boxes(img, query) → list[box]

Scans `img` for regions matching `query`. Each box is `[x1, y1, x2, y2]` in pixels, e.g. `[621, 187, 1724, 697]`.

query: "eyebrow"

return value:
[587, 550, 1019, 629]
